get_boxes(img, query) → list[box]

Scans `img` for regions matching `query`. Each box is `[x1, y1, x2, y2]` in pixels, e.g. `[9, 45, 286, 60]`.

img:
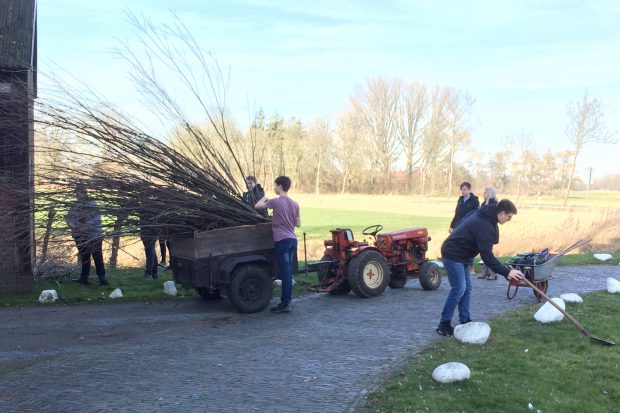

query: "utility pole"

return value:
[585, 167, 593, 206]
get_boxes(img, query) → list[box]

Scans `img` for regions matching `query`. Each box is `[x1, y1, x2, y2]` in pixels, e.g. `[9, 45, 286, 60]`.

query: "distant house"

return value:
[0, 0, 37, 293]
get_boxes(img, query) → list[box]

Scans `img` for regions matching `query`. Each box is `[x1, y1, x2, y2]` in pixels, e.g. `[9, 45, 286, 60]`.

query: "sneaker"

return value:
[99, 277, 109, 286]
[158, 261, 166, 268]
[143, 274, 153, 281]
[460, 318, 472, 324]
[435, 321, 454, 337]
[72, 277, 90, 286]
[270, 303, 293, 313]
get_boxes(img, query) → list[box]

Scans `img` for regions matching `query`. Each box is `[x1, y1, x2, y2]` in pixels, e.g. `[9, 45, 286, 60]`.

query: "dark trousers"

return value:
[159, 239, 170, 263]
[73, 236, 106, 280]
[142, 238, 158, 277]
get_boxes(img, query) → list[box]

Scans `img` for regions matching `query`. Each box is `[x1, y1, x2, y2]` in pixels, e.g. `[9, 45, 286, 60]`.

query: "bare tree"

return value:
[397, 82, 428, 194]
[444, 89, 473, 197]
[351, 77, 401, 190]
[305, 119, 332, 194]
[420, 87, 449, 194]
[334, 110, 367, 194]
[563, 94, 616, 205]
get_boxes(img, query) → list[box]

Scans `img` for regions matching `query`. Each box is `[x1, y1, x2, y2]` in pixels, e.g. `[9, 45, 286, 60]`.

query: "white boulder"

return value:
[432, 362, 471, 383]
[163, 281, 177, 296]
[38, 289, 58, 303]
[560, 293, 583, 303]
[273, 279, 295, 286]
[533, 298, 565, 323]
[453, 322, 491, 344]
[109, 288, 123, 299]
[607, 277, 620, 294]
[593, 253, 612, 261]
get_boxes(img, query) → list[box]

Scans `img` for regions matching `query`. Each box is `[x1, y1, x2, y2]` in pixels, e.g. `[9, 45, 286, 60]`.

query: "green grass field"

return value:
[363, 291, 620, 413]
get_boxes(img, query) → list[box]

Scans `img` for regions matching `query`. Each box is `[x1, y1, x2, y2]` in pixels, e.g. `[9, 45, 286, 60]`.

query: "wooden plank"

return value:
[195, 223, 273, 258]
[170, 223, 274, 260]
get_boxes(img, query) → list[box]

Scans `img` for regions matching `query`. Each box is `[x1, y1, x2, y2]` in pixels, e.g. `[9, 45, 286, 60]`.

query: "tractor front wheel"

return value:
[347, 250, 390, 298]
[419, 261, 441, 290]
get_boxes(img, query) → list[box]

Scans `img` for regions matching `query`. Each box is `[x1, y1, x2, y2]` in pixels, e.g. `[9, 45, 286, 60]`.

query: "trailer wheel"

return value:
[532, 279, 549, 302]
[419, 261, 441, 290]
[227, 264, 272, 313]
[347, 250, 390, 298]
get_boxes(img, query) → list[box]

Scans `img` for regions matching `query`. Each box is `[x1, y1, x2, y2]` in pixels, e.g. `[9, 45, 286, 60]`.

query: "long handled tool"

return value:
[542, 238, 592, 266]
[522, 277, 615, 346]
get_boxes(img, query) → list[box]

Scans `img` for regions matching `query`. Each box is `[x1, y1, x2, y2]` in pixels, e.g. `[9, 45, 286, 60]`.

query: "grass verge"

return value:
[363, 291, 620, 413]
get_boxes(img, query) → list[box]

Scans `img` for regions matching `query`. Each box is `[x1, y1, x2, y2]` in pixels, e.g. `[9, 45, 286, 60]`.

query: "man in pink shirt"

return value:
[255, 176, 301, 313]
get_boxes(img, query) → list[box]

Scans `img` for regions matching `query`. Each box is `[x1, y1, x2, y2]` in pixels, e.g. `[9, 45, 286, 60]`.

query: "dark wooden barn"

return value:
[0, 0, 37, 293]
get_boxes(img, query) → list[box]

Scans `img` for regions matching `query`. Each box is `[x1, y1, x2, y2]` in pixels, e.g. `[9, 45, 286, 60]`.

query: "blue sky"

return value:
[39, 0, 620, 178]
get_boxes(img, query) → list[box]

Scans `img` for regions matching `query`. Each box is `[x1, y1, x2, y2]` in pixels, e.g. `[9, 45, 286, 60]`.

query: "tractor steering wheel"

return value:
[362, 224, 384, 238]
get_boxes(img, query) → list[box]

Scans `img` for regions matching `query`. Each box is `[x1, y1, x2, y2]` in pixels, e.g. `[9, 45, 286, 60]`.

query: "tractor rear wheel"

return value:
[419, 261, 441, 290]
[347, 250, 390, 298]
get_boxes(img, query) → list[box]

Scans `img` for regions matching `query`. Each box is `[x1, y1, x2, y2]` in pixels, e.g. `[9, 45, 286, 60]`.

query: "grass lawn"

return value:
[363, 291, 620, 413]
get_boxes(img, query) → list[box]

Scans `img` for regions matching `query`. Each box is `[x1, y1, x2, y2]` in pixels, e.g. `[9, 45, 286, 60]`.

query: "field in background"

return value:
[105, 191, 620, 266]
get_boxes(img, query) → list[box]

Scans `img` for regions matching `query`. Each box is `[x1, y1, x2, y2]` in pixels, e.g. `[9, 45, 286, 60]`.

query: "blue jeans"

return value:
[275, 238, 297, 305]
[440, 258, 472, 324]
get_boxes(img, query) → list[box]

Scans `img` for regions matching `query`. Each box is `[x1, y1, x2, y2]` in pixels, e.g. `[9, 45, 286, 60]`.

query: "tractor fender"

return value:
[350, 246, 383, 257]
[218, 255, 271, 284]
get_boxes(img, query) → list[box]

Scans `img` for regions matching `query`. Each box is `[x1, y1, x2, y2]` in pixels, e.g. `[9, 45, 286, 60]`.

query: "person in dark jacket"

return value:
[449, 182, 480, 232]
[243, 176, 265, 207]
[480, 187, 497, 208]
[436, 199, 524, 337]
[66, 184, 109, 286]
[478, 187, 498, 279]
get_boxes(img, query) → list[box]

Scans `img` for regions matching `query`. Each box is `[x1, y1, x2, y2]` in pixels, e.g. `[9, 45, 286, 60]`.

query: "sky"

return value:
[38, 0, 620, 179]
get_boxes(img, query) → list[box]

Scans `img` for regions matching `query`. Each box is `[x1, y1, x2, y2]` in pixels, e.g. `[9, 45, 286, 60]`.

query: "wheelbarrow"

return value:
[506, 239, 591, 302]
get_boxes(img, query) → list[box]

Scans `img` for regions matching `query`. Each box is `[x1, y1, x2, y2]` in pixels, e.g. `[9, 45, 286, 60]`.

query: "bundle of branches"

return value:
[26, 12, 270, 251]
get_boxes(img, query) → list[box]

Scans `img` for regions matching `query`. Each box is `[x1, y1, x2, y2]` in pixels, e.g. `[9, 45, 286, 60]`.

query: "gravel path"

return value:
[0, 265, 618, 412]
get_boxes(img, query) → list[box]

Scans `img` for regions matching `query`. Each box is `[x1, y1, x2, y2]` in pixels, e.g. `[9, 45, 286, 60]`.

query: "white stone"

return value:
[607, 277, 620, 294]
[273, 279, 295, 286]
[533, 298, 565, 323]
[38, 289, 58, 303]
[432, 260, 444, 268]
[453, 322, 491, 344]
[593, 253, 612, 261]
[560, 293, 583, 303]
[109, 288, 123, 299]
[432, 362, 471, 383]
[163, 281, 177, 296]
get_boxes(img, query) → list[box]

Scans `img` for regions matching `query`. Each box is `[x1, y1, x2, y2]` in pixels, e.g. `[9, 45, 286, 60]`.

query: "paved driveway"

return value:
[0, 265, 618, 412]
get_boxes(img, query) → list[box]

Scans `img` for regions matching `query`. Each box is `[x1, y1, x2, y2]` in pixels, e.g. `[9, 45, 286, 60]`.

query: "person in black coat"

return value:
[243, 176, 267, 216]
[436, 199, 524, 337]
[449, 181, 480, 232]
[478, 187, 498, 279]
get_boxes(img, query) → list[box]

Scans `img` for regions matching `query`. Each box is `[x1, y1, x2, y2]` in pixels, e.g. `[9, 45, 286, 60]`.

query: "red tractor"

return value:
[310, 225, 441, 298]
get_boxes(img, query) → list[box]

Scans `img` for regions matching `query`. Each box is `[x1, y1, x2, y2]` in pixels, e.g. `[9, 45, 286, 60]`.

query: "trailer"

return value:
[169, 222, 297, 313]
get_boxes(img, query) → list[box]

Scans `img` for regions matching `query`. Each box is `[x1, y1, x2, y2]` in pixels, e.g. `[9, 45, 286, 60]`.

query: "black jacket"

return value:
[450, 193, 479, 229]
[242, 184, 265, 207]
[441, 203, 509, 277]
[480, 197, 497, 208]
